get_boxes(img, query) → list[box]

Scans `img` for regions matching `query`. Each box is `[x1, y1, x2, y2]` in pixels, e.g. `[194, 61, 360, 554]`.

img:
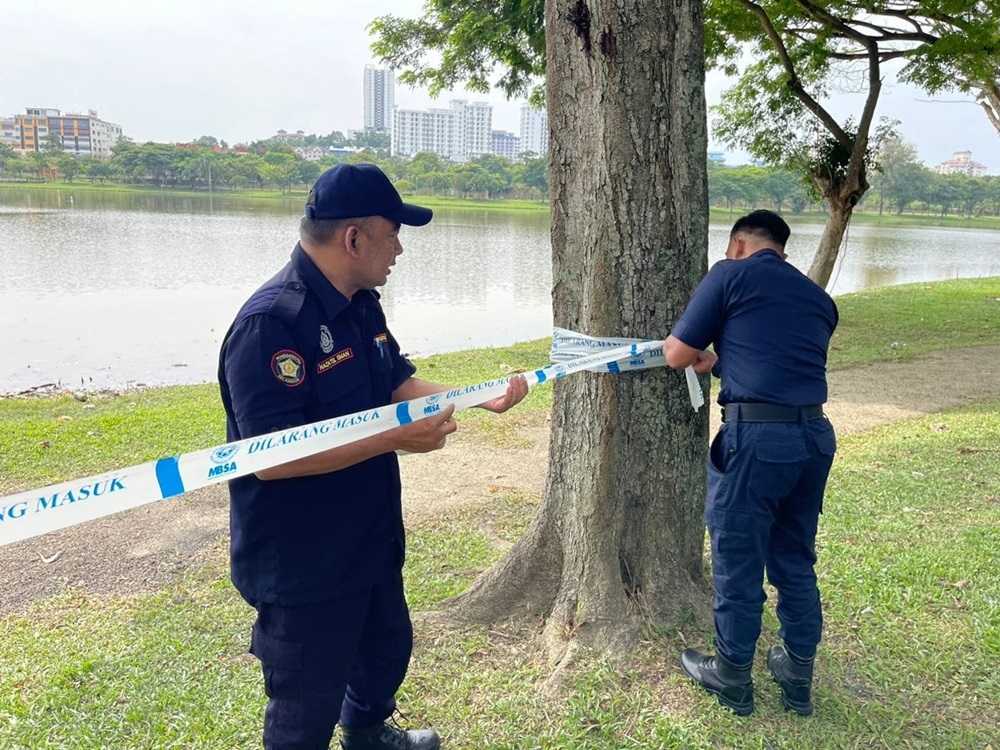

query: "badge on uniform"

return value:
[271, 350, 305, 386]
[374, 332, 388, 360]
[318, 348, 353, 373]
[319, 325, 334, 354]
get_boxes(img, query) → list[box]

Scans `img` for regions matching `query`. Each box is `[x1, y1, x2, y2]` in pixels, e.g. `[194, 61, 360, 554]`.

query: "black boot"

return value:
[767, 644, 814, 716]
[340, 722, 440, 750]
[679, 648, 754, 716]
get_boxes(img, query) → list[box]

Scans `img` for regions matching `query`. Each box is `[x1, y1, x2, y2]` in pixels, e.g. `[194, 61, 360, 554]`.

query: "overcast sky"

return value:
[3, 0, 997, 170]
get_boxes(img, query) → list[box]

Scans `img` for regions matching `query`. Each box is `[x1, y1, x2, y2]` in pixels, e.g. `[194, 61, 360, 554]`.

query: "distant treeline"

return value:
[2, 137, 997, 218]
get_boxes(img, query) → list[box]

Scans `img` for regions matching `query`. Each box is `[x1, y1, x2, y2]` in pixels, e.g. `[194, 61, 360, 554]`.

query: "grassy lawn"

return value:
[2, 402, 998, 748]
[1, 277, 999, 748]
[829, 277, 1000, 369]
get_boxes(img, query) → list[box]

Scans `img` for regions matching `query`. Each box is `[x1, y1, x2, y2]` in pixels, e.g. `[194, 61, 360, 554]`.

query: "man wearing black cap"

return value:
[662, 210, 838, 717]
[219, 163, 527, 750]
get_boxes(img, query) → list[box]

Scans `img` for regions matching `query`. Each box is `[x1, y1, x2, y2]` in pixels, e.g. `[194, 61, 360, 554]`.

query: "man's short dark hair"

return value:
[730, 209, 791, 249]
[299, 216, 369, 246]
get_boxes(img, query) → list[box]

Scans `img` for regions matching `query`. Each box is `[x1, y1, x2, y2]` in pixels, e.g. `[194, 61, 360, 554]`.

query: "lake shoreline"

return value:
[4, 180, 1000, 228]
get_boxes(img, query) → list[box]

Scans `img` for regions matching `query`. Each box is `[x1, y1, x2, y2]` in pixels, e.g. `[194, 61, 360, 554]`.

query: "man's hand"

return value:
[388, 404, 458, 453]
[477, 375, 529, 413]
[691, 349, 718, 374]
[664, 334, 717, 373]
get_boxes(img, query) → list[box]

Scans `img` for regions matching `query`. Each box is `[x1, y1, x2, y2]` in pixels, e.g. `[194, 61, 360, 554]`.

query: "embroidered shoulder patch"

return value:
[271, 350, 305, 386]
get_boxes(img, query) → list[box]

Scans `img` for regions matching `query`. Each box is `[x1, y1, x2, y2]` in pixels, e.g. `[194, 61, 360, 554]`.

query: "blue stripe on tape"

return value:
[631, 344, 638, 357]
[155, 457, 185, 498]
[535, 369, 547, 384]
[396, 402, 412, 425]
[608, 362, 620, 373]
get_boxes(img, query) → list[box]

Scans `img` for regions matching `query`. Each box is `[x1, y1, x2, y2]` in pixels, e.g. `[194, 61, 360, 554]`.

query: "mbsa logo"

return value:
[423, 403, 441, 415]
[210, 444, 240, 465]
[207, 462, 237, 478]
[427, 393, 441, 404]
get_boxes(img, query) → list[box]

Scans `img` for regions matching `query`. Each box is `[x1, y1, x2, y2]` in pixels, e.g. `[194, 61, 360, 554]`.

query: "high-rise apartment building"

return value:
[391, 100, 493, 162]
[519, 104, 548, 158]
[1, 107, 122, 158]
[363, 65, 395, 133]
[490, 130, 520, 160]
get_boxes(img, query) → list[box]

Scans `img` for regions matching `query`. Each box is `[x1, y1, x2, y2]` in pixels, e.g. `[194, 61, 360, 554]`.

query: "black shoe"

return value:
[767, 644, 814, 716]
[679, 648, 754, 716]
[340, 722, 441, 750]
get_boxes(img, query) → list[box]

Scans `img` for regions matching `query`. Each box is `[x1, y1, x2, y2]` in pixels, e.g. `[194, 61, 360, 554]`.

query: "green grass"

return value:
[829, 277, 1000, 369]
[404, 195, 550, 213]
[708, 205, 1000, 231]
[2, 402, 998, 748]
[406, 395, 1000, 750]
[840, 208, 1000, 230]
[0, 386, 226, 495]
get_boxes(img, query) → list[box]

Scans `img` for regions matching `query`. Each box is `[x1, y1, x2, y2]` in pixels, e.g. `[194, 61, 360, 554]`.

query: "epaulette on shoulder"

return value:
[268, 279, 308, 325]
[235, 280, 306, 326]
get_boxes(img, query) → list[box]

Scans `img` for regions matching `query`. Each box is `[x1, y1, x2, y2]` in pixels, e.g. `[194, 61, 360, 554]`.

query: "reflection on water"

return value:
[707, 221, 1000, 296]
[1, 187, 998, 391]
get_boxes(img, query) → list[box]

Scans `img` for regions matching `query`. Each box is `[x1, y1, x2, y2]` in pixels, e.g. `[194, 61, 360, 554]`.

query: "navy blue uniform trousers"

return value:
[705, 417, 836, 665]
[247, 568, 412, 750]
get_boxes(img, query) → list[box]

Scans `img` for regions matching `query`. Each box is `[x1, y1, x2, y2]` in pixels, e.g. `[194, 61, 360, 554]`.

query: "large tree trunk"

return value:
[444, 0, 712, 659]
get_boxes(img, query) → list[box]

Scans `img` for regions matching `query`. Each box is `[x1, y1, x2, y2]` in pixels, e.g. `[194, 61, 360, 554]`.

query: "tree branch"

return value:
[794, 0, 882, 188]
[735, 0, 850, 147]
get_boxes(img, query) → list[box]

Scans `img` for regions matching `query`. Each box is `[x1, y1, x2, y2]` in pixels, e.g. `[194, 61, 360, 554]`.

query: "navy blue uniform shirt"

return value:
[219, 243, 416, 606]
[671, 249, 838, 406]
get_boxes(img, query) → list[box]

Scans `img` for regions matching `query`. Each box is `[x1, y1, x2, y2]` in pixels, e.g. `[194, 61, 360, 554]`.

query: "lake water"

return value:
[1, 187, 998, 393]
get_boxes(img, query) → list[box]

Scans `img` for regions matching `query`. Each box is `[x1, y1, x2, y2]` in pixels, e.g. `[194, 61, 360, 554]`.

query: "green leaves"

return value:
[368, 0, 546, 101]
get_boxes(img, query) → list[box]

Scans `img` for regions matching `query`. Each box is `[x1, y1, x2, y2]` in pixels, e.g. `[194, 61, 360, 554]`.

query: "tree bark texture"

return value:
[446, 0, 713, 656]
[806, 166, 869, 290]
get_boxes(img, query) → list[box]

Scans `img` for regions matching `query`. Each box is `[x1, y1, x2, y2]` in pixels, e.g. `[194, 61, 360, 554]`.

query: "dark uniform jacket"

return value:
[672, 249, 839, 406]
[219, 244, 416, 606]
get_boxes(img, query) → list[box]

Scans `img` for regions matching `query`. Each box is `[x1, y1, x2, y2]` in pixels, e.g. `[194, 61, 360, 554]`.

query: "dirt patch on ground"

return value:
[3, 345, 1000, 617]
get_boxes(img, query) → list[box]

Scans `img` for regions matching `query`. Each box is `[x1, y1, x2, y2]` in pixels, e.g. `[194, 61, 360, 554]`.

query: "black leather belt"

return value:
[722, 403, 825, 423]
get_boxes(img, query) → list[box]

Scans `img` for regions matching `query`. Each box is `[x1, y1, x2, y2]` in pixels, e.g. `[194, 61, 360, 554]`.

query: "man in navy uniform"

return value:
[663, 210, 838, 717]
[219, 163, 527, 750]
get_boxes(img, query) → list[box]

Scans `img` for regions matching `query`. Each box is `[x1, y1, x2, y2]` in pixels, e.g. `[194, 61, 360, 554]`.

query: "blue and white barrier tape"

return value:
[1, 334, 690, 548]
[551, 327, 704, 410]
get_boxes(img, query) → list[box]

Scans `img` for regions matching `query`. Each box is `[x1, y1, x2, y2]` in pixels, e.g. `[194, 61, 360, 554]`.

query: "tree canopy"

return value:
[369, 0, 546, 104]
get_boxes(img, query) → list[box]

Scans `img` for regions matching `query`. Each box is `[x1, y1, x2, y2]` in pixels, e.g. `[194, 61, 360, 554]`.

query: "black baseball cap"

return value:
[304, 163, 433, 226]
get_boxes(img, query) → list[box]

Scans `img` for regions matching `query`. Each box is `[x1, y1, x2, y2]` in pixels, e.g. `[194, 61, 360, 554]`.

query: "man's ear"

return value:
[345, 226, 360, 255]
[729, 235, 745, 259]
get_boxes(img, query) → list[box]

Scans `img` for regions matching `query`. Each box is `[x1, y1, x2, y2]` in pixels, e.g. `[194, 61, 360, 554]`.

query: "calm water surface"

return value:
[1, 188, 998, 392]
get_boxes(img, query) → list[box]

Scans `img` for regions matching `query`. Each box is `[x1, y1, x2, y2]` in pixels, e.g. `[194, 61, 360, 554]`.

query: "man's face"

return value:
[354, 216, 403, 288]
